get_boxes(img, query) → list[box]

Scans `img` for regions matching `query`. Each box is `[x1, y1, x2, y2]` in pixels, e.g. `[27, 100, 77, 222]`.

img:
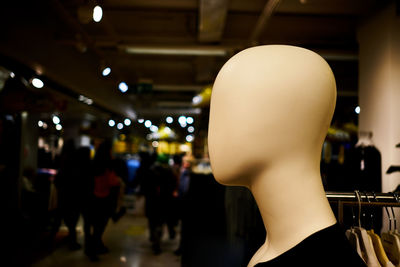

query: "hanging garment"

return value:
[346, 228, 365, 262]
[353, 227, 381, 267]
[254, 223, 366, 266]
[382, 231, 400, 266]
[368, 230, 395, 267]
[343, 145, 383, 234]
[350, 145, 382, 192]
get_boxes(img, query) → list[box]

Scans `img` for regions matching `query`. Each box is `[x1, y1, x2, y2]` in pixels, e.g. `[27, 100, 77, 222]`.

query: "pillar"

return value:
[358, 3, 400, 230]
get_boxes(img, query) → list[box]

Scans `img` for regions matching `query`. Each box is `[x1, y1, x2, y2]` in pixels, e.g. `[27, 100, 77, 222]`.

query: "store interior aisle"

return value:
[33, 214, 181, 267]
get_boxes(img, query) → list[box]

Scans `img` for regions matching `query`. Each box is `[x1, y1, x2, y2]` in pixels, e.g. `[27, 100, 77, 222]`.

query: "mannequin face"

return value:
[208, 45, 336, 186]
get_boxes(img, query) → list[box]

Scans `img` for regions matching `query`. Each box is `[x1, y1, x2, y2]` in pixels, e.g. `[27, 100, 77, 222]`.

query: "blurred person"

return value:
[161, 154, 179, 242]
[110, 157, 128, 222]
[85, 140, 120, 261]
[20, 167, 40, 225]
[174, 153, 193, 255]
[74, 147, 95, 256]
[136, 152, 178, 254]
[54, 139, 82, 250]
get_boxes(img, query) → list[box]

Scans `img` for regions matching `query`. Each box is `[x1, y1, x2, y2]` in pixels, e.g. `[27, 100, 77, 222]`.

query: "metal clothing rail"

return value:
[326, 191, 400, 203]
[325, 191, 400, 225]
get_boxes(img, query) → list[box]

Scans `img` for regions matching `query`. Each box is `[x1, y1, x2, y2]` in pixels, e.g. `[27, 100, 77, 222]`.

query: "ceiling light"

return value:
[192, 95, 202, 105]
[102, 67, 111, 76]
[56, 124, 62, 131]
[125, 46, 228, 56]
[166, 116, 173, 124]
[138, 119, 144, 123]
[124, 118, 131, 126]
[32, 78, 44, 88]
[144, 120, 152, 128]
[10, 72, 15, 78]
[119, 82, 128, 93]
[180, 122, 187, 128]
[152, 141, 159, 147]
[108, 119, 115, 127]
[355, 106, 361, 114]
[186, 135, 194, 142]
[186, 117, 194, 124]
[164, 127, 172, 134]
[52, 115, 60, 125]
[117, 123, 123, 130]
[93, 5, 103, 22]
[150, 125, 158, 132]
[42, 122, 48, 129]
[188, 126, 194, 133]
[178, 116, 186, 125]
[38, 121, 43, 127]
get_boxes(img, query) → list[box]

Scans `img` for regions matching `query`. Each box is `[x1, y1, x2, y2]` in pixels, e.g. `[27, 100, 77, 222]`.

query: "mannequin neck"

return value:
[247, 158, 336, 266]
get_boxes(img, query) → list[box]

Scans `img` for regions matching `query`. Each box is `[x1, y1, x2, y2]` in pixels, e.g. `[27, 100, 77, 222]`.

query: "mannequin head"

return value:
[208, 45, 336, 187]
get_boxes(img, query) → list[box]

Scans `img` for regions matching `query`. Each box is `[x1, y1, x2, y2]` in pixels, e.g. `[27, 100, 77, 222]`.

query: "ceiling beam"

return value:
[48, 0, 138, 119]
[153, 84, 204, 92]
[100, 12, 122, 46]
[313, 49, 358, 61]
[137, 107, 202, 116]
[156, 101, 193, 108]
[122, 45, 232, 56]
[249, 0, 282, 46]
[198, 0, 230, 42]
[49, 0, 104, 59]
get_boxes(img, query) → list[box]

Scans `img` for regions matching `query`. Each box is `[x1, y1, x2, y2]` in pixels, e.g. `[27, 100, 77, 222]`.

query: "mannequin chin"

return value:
[208, 45, 337, 266]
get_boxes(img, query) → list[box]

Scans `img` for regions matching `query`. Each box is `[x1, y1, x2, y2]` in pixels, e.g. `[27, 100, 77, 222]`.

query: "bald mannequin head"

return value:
[208, 45, 336, 187]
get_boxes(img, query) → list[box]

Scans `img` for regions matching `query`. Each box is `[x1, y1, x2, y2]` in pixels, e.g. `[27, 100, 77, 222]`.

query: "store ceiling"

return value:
[0, 0, 389, 122]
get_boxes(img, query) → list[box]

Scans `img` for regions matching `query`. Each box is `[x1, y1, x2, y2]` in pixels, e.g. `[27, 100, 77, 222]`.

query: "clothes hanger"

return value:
[346, 202, 365, 262]
[365, 192, 374, 230]
[353, 190, 382, 267]
[391, 193, 400, 238]
[368, 192, 394, 267]
[390, 192, 400, 267]
[381, 193, 400, 266]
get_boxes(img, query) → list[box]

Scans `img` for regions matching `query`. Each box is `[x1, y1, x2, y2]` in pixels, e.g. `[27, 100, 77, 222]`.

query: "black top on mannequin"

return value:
[254, 224, 366, 266]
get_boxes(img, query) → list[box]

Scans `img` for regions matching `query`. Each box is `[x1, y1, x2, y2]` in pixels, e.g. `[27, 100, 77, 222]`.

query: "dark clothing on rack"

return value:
[349, 145, 382, 192]
[181, 173, 227, 267]
[347, 145, 382, 233]
[254, 223, 366, 267]
[323, 144, 383, 234]
[225, 186, 265, 266]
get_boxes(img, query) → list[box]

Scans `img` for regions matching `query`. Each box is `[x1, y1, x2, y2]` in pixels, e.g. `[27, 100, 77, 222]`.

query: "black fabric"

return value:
[181, 173, 227, 267]
[321, 144, 382, 192]
[254, 224, 366, 267]
[351, 145, 382, 192]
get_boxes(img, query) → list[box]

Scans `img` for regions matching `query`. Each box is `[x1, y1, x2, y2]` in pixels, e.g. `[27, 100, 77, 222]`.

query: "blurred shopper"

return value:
[110, 158, 127, 222]
[54, 139, 82, 250]
[174, 154, 192, 255]
[85, 140, 120, 261]
[136, 152, 178, 254]
[74, 147, 95, 255]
